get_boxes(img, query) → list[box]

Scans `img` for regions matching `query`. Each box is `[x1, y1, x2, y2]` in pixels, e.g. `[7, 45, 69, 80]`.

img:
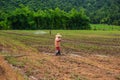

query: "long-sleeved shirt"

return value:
[55, 37, 61, 47]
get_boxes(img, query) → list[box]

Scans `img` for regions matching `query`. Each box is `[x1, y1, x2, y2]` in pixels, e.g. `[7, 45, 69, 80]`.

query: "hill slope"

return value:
[0, 0, 120, 25]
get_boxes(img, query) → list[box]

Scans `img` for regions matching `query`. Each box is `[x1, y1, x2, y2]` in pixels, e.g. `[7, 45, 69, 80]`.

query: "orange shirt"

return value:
[55, 37, 61, 47]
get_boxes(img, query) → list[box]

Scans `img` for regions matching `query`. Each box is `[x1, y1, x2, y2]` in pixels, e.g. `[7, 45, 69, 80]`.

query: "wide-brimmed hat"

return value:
[56, 33, 62, 38]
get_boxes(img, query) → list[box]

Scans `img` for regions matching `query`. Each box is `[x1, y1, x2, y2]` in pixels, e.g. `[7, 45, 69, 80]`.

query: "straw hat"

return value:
[56, 33, 62, 38]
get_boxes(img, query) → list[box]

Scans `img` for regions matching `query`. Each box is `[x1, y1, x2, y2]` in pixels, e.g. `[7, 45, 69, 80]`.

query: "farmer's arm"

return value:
[56, 38, 61, 42]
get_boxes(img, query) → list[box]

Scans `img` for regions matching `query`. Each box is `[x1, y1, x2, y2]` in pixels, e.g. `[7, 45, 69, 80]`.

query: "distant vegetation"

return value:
[0, 0, 120, 30]
[91, 24, 120, 31]
[0, 0, 120, 25]
[0, 5, 90, 30]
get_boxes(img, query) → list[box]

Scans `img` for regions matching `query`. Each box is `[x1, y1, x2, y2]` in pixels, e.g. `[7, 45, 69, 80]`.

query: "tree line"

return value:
[0, 6, 90, 30]
[0, 0, 120, 26]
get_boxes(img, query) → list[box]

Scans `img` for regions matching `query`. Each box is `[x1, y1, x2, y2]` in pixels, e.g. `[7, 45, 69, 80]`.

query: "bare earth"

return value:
[0, 51, 120, 80]
[0, 31, 120, 80]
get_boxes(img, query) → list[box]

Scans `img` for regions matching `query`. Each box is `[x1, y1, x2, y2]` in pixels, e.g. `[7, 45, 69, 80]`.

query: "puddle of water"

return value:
[70, 54, 82, 57]
[95, 54, 108, 58]
[29, 76, 38, 80]
[34, 31, 47, 35]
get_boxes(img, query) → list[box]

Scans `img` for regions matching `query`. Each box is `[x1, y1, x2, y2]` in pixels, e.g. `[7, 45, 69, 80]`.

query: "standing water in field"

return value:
[34, 31, 47, 35]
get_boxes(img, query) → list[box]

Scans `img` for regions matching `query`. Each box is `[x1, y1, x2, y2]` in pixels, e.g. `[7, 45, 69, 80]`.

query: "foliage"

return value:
[0, 6, 90, 30]
[0, 0, 120, 26]
[91, 24, 120, 31]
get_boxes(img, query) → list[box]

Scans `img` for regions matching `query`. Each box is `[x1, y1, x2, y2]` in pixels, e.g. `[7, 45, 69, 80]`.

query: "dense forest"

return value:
[0, 0, 120, 29]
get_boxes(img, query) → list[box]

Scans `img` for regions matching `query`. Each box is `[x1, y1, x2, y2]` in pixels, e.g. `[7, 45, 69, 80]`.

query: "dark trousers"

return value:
[56, 50, 61, 56]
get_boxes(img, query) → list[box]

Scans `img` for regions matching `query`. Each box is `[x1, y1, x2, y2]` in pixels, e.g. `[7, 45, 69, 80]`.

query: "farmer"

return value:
[55, 33, 62, 56]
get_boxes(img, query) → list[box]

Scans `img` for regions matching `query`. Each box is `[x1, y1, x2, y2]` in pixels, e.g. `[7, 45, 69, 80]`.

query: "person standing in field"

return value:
[55, 33, 62, 56]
